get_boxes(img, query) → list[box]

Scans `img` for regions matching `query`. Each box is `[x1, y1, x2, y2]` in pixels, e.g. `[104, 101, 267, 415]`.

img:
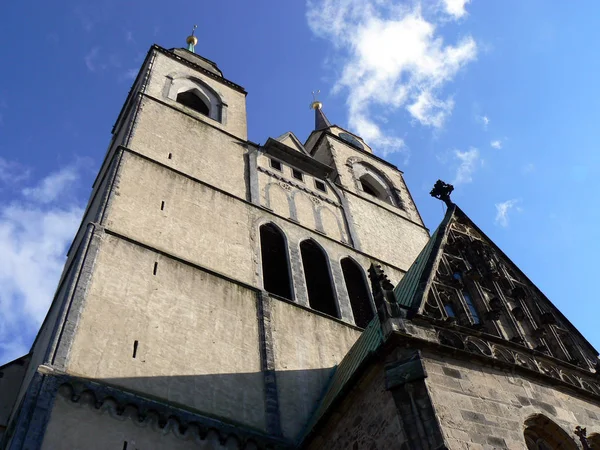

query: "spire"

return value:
[310, 90, 331, 130]
[186, 24, 198, 53]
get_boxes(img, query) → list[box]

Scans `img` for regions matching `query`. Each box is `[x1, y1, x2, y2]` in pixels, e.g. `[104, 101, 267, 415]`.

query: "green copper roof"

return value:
[393, 205, 455, 311]
[299, 316, 383, 443]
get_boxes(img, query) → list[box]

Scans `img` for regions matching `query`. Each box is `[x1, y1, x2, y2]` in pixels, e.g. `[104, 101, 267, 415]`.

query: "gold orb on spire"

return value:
[310, 90, 323, 110]
[186, 24, 198, 47]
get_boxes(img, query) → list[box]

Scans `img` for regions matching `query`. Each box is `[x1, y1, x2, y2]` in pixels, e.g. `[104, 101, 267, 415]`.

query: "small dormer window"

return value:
[315, 180, 326, 192]
[176, 90, 210, 116]
[292, 169, 304, 181]
[270, 159, 282, 171]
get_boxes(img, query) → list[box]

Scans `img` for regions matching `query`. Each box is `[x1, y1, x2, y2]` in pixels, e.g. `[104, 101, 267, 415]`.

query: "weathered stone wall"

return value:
[41, 391, 253, 450]
[305, 364, 407, 449]
[256, 153, 348, 243]
[423, 351, 600, 449]
[270, 299, 362, 439]
[66, 233, 266, 431]
[144, 51, 248, 141]
[129, 96, 248, 200]
[105, 151, 404, 321]
[345, 193, 429, 271]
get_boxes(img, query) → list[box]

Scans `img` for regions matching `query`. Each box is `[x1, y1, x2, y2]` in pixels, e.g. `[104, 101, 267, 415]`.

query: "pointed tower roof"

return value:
[310, 91, 332, 130]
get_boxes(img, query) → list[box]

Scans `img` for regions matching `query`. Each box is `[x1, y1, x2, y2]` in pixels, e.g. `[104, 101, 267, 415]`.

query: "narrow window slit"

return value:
[160, 201, 165, 211]
[167, 153, 172, 159]
[132, 341, 138, 358]
[123, 442, 128, 450]
[153, 262, 158, 275]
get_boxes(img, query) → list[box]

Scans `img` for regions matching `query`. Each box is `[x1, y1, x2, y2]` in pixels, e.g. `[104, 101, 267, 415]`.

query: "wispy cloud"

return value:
[84, 47, 100, 72]
[307, 0, 477, 155]
[126, 31, 135, 44]
[0, 158, 30, 185]
[495, 199, 521, 227]
[490, 139, 502, 149]
[22, 165, 79, 204]
[441, 0, 471, 19]
[119, 68, 139, 82]
[478, 114, 490, 130]
[0, 163, 84, 364]
[452, 147, 481, 184]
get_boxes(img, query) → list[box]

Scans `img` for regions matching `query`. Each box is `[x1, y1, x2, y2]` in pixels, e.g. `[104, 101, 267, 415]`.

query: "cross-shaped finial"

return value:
[430, 180, 454, 207]
[191, 24, 198, 36]
[312, 90, 321, 102]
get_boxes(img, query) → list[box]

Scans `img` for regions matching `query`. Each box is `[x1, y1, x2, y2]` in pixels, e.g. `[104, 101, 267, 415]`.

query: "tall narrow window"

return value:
[260, 224, 292, 299]
[341, 258, 374, 328]
[454, 272, 480, 325]
[300, 240, 338, 318]
[177, 90, 210, 116]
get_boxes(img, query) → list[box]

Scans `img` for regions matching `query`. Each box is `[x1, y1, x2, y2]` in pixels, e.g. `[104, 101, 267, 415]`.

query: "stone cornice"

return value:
[39, 367, 290, 449]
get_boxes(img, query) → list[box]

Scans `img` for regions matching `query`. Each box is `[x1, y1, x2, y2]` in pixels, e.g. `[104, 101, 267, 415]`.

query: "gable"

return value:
[275, 132, 308, 154]
[394, 205, 599, 373]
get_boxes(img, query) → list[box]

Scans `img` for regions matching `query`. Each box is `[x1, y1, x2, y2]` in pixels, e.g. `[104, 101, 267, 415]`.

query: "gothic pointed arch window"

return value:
[523, 414, 578, 450]
[166, 75, 225, 123]
[176, 89, 210, 116]
[359, 174, 393, 204]
[259, 223, 292, 299]
[341, 258, 374, 328]
[300, 240, 338, 318]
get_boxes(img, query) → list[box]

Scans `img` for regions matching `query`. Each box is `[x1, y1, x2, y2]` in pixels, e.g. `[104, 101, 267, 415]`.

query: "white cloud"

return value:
[22, 166, 79, 204]
[0, 158, 30, 185]
[495, 199, 520, 227]
[84, 47, 100, 72]
[490, 139, 502, 149]
[0, 164, 84, 364]
[452, 147, 481, 184]
[442, 0, 471, 19]
[307, 0, 477, 155]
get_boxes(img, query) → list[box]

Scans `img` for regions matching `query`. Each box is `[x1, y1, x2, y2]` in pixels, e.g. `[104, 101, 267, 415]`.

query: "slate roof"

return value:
[393, 204, 455, 311]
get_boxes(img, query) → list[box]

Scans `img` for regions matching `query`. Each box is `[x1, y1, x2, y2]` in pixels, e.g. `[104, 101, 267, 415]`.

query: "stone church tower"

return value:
[1, 36, 600, 449]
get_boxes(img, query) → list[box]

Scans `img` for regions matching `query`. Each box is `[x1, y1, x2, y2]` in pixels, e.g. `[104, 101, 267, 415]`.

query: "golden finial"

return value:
[186, 24, 198, 49]
[310, 90, 323, 110]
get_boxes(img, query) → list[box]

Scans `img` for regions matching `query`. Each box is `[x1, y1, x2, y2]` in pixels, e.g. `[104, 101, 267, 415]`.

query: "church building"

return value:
[1, 33, 600, 449]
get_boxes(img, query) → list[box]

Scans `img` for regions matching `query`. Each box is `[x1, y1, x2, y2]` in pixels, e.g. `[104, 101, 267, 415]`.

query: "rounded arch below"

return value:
[523, 414, 578, 450]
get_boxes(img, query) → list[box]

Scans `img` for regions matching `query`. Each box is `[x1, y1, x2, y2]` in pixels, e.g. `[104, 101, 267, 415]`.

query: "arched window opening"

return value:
[177, 90, 210, 116]
[523, 415, 578, 450]
[260, 224, 292, 299]
[300, 240, 338, 318]
[341, 258, 374, 328]
[359, 175, 392, 204]
[454, 272, 480, 325]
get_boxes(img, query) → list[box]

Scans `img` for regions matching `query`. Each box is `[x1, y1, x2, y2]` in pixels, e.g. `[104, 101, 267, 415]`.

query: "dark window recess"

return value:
[260, 224, 292, 299]
[168, 152, 172, 159]
[300, 240, 338, 318]
[341, 258, 374, 328]
[292, 169, 304, 181]
[132, 341, 138, 358]
[160, 201, 165, 211]
[123, 442, 128, 450]
[463, 292, 480, 324]
[176, 91, 209, 116]
[270, 159, 282, 171]
[315, 180, 326, 192]
[361, 180, 378, 197]
[444, 304, 456, 318]
[153, 262, 158, 275]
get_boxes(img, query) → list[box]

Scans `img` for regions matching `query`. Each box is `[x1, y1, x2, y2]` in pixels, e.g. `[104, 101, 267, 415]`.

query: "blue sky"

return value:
[1, 0, 600, 365]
